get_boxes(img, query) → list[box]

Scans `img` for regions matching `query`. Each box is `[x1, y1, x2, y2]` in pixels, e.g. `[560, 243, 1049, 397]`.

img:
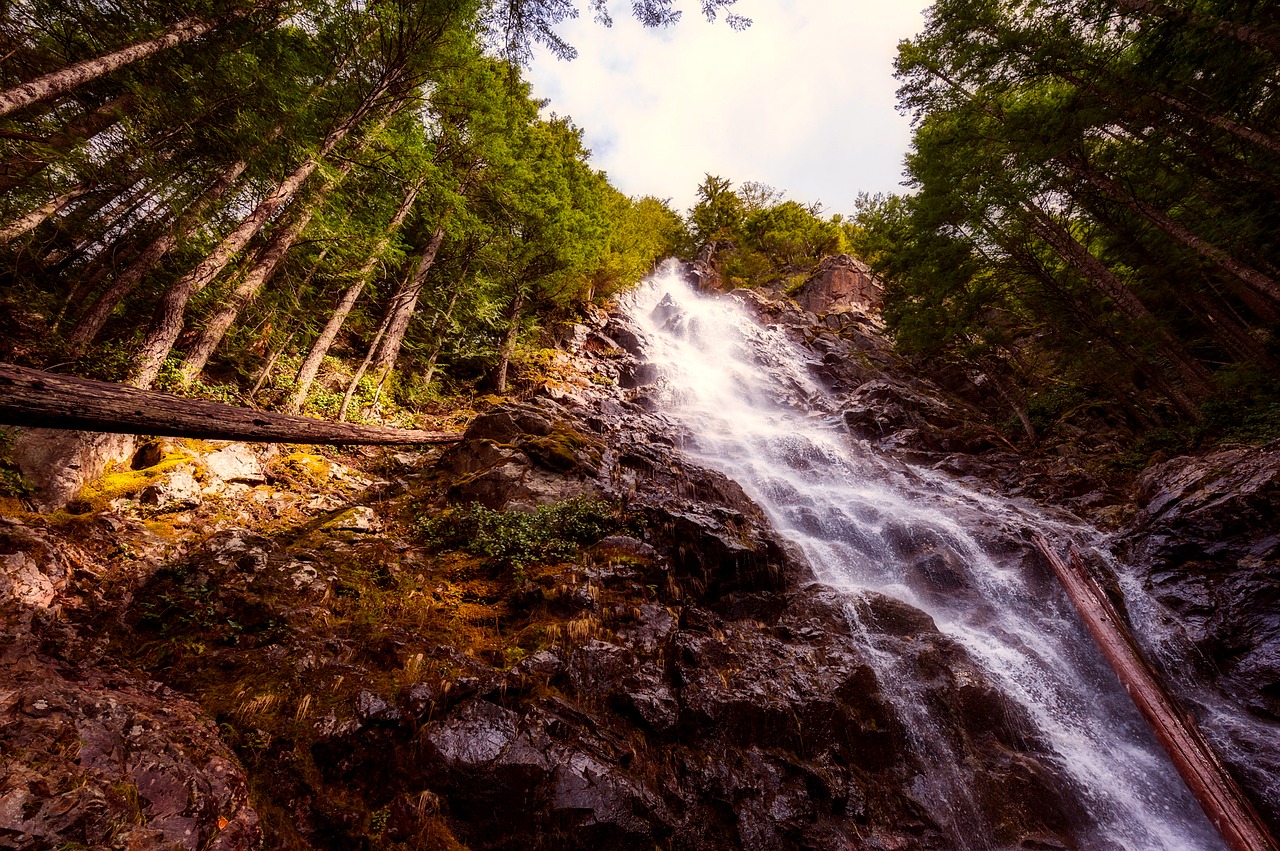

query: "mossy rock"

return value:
[519, 424, 603, 475]
[276, 452, 335, 487]
[73, 444, 197, 512]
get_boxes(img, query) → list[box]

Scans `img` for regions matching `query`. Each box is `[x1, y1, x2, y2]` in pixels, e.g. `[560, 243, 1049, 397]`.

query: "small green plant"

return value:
[416, 497, 618, 571]
[0, 428, 32, 497]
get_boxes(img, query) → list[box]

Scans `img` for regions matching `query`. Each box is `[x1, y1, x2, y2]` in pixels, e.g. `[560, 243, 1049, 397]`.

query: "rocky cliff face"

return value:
[1, 271, 1277, 849]
[792, 255, 883, 315]
[1116, 442, 1280, 825]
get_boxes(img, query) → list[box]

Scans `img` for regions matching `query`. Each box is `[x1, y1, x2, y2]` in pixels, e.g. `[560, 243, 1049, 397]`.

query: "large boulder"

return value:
[9, 428, 136, 511]
[793, 254, 883, 314]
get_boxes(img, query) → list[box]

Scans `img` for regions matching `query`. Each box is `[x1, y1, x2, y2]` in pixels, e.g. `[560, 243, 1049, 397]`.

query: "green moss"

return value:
[518, 424, 603, 474]
[275, 452, 333, 487]
[782, 272, 810, 296]
[75, 447, 196, 510]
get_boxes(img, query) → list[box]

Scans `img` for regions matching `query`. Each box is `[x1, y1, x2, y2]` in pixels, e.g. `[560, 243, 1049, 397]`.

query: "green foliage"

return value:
[0, 429, 32, 498]
[1200, 365, 1280, 444]
[135, 563, 281, 648]
[743, 201, 841, 269]
[689, 176, 850, 290]
[855, 0, 1280, 440]
[2, 0, 696, 416]
[689, 174, 745, 244]
[416, 497, 619, 572]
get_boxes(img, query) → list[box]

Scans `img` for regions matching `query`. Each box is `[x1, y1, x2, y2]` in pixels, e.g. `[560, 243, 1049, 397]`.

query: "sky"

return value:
[525, 0, 931, 216]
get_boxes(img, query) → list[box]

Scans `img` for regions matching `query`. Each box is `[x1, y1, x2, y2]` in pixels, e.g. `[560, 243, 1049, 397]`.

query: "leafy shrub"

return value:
[417, 497, 618, 571]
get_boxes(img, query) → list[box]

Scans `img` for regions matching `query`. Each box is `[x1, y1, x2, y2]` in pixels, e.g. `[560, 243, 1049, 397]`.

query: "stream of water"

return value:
[625, 263, 1224, 850]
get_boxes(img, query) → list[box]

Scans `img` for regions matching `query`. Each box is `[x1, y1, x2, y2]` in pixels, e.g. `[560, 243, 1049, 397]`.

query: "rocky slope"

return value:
[1, 270, 1277, 849]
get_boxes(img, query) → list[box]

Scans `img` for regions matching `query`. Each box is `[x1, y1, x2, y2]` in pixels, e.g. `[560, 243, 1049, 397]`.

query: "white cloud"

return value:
[526, 0, 929, 214]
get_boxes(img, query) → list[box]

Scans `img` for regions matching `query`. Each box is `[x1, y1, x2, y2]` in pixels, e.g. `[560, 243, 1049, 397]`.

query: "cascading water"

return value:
[625, 262, 1225, 850]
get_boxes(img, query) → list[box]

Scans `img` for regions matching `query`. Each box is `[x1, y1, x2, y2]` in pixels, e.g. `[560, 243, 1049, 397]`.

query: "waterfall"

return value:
[624, 263, 1225, 850]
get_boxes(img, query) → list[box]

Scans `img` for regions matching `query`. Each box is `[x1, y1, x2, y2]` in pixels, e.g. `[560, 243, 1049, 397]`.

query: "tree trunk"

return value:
[1184, 282, 1275, 367]
[52, 201, 175, 329]
[338, 317, 390, 421]
[1034, 538, 1280, 851]
[0, 7, 258, 118]
[129, 84, 392, 389]
[0, 362, 459, 444]
[1024, 204, 1215, 395]
[1111, 0, 1280, 58]
[417, 286, 461, 388]
[998, 223, 1203, 421]
[0, 185, 88, 244]
[250, 329, 296, 396]
[0, 94, 134, 194]
[1065, 159, 1280, 308]
[493, 287, 525, 395]
[176, 151, 366, 384]
[177, 111, 394, 383]
[1146, 90, 1280, 159]
[42, 164, 163, 269]
[985, 368, 1037, 445]
[285, 178, 422, 413]
[65, 151, 256, 351]
[365, 223, 447, 382]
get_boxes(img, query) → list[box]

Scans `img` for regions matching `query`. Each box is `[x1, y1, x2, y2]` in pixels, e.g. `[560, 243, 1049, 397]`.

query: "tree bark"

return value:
[65, 152, 256, 352]
[0, 94, 134, 194]
[0, 7, 258, 118]
[492, 287, 525, 395]
[129, 84, 392, 389]
[365, 223, 447, 382]
[0, 185, 88, 244]
[285, 178, 422, 413]
[0, 362, 459, 444]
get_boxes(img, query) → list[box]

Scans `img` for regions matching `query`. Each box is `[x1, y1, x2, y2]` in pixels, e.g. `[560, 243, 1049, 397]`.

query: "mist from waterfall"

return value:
[624, 262, 1224, 850]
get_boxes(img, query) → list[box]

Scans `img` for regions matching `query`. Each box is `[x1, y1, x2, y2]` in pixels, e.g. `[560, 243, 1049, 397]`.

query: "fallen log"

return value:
[0, 362, 461, 445]
[1034, 536, 1278, 851]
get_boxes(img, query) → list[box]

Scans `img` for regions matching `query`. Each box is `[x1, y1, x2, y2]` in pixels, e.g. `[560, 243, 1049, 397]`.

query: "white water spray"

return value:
[625, 263, 1224, 850]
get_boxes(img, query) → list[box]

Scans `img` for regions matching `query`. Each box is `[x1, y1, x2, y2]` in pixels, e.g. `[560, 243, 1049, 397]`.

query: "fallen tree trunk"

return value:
[1034, 537, 1278, 851]
[0, 363, 459, 445]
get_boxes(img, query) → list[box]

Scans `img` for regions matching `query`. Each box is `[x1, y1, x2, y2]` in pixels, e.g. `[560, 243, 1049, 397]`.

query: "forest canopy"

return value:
[848, 0, 1280, 445]
[0, 0, 724, 418]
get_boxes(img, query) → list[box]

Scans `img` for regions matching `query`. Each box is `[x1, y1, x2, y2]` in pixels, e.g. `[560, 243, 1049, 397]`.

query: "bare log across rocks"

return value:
[1035, 536, 1278, 851]
[0, 363, 460, 445]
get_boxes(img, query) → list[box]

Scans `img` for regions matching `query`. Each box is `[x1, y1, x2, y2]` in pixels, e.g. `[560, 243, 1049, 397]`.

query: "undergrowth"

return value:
[416, 496, 622, 574]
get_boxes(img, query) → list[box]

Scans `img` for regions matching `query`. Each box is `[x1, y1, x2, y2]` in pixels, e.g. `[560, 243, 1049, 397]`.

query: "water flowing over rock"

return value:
[2, 262, 1277, 850]
[1116, 441, 1280, 825]
[615, 263, 1233, 849]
